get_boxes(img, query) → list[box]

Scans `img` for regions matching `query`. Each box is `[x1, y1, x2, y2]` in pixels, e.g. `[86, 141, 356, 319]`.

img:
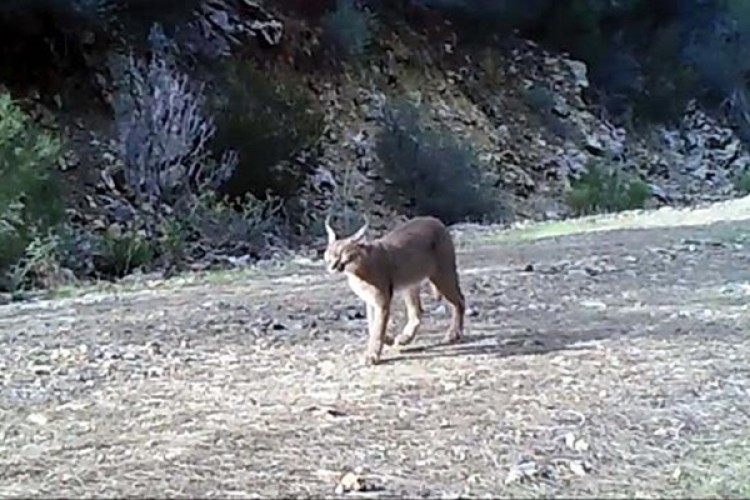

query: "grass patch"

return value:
[678, 435, 750, 498]
[43, 255, 323, 302]
[567, 159, 651, 216]
[466, 196, 750, 246]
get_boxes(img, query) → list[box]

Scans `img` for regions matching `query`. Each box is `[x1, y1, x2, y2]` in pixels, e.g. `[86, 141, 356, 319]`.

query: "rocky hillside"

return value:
[307, 31, 750, 225]
[2, 0, 750, 292]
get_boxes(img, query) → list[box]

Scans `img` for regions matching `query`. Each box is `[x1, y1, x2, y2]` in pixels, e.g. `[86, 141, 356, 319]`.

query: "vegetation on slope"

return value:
[2, 0, 750, 293]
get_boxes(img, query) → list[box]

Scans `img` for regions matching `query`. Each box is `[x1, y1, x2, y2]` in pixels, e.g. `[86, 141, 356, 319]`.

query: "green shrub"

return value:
[522, 84, 556, 114]
[521, 84, 581, 142]
[111, 25, 235, 208]
[321, 0, 376, 62]
[179, 191, 283, 256]
[731, 168, 750, 195]
[1, 229, 69, 294]
[566, 159, 651, 215]
[93, 228, 156, 279]
[0, 93, 65, 290]
[375, 98, 500, 225]
[209, 60, 324, 202]
[157, 216, 191, 269]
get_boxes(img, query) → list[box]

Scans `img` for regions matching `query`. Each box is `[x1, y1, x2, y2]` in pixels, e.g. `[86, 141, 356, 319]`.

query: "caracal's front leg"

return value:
[364, 302, 390, 366]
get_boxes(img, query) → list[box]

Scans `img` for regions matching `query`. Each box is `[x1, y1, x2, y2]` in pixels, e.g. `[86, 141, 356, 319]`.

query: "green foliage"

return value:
[93, 228, 156, 278]
[682, 0, 750, 139]
[522, 84, 556, 113]
[111, 26, 235, 208]
[180, 191, 283, 255]
[0, 0, 205, 36]
[0, 93, 65, 291]
[566, 159, 651, 216]
[35, 191, 282, 284]
[521, 84, 581, 142]
[409, 0, 552, 39]
[321, 0, 376, 62]
[209, 60, 325, 201]
[375, 98, 500, 225]
[2, 229, 69, 294]
[631, 23, 700, 125]
[157, 216, 191, 268]
[731, 168, 750, 195]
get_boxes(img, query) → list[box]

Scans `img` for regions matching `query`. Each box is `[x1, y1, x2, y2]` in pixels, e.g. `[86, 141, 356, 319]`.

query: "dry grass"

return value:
[2, 202, 750, 498]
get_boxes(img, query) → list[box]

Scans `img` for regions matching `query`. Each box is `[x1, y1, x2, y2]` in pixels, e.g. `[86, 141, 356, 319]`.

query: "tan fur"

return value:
[323, 214, 466, 366]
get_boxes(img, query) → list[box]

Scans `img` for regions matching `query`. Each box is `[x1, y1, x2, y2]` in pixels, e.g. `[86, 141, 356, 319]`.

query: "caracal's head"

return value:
[323, 215, 370, 274]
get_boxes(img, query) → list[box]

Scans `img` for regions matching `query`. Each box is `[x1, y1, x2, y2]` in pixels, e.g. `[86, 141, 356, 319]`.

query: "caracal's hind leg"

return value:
[430, 269, 465, 344]
[394, 285, 423, 347]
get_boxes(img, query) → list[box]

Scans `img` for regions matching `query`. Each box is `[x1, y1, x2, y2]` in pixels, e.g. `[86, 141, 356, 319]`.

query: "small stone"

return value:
[32, 364, 53, 376]
[569, 460, 587, 476]
[335, 471, 367, 494]
[27, 413, 49, 426]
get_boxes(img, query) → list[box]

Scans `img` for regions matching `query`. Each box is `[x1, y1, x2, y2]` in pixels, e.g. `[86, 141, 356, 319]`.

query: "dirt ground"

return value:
[2, 203, 750, 498]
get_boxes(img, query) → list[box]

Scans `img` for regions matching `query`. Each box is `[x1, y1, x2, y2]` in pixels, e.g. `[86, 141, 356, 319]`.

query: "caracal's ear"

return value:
[349, 216, 369, 243]
[324, 214, 337, 244]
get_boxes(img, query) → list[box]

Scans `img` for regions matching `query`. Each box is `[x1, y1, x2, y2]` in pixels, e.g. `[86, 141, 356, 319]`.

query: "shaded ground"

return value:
[2, 200, 750, 498]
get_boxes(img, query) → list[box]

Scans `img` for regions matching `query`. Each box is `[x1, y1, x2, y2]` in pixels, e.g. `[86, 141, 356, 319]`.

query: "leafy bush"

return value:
[157, 216, 191, 269]
[521, 84, 582, 142]
[3, 230, 73, 294]
[731, 168, 750, 195]
[684, 1, 750, 97]
[566, 159, 651, 215]
[0, 93, 65, 290]
[110, 24, 236, 208]
[55, 224, 100, 278]
[182, 192, 283, 256]
[147, 191, 284, 270]
[208, 59, 324, 201]
[375, 98, 499, 225]
[681, 1, 750, 139]
[93, 228, 156, 278]
[321, 0, 376, 62]
[409, 0, 553, 37]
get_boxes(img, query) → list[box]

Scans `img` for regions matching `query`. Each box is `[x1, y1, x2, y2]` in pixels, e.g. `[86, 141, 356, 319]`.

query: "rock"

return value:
[568, 460, 588, 476]
[58, 151, 80, 171]
[552, 100, 571, 118]
[192, 0, 284, 49]
[310, 166, 336, 192]
[564, 59, 589, 89]
[649, 183, 670, 203]
[27, 413, 49, 426]
[584, 133, 608, 156]
[335, 470, 367, 494]
[553, 148, 588, 180]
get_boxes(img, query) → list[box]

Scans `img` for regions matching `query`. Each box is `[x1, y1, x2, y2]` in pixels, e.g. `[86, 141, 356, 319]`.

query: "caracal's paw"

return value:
[443, 328, 462, 344]
[363, 351, 382, 366]
[393, 334, 416, 349]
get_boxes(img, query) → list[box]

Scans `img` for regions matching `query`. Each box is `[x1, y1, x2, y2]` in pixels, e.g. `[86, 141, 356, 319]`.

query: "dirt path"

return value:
[2, 207, 750, 498]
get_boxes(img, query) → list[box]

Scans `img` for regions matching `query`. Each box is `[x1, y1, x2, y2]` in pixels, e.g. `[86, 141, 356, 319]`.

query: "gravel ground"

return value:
[2, 205, 750, 498]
